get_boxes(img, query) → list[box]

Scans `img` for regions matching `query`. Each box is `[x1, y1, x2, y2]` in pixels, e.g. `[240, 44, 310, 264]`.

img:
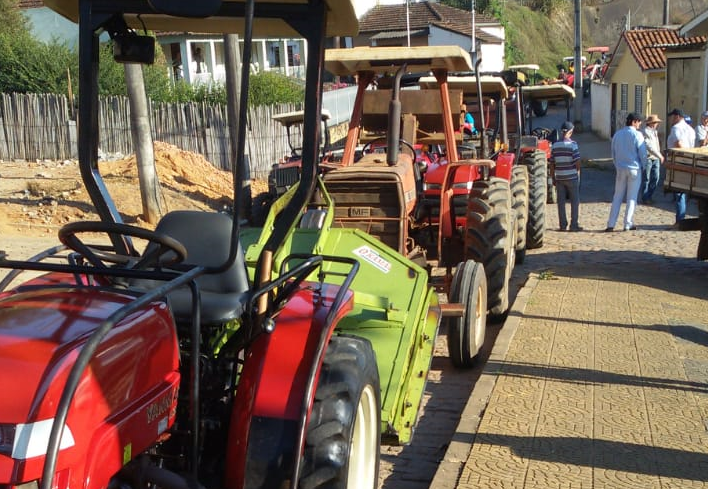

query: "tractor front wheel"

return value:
[447, 260, 488, 368]
[465, 177, 513, 320]
[511, 165, 529, 264]
[522, 150, 547, 249]
[299, 336, 381, 489]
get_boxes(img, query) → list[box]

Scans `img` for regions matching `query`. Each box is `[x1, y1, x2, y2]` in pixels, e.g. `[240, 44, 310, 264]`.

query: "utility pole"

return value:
[573, 0, 583, 130]
[406, 0, 411, 47]
[470, 0, 477, 67]
[224, 33, 251, 220]
[663, 0, 670, 25]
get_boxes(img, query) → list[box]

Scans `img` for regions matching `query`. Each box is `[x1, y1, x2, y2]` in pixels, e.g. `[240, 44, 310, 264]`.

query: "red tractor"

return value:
[0, 1, 445, 489]
[323, 48, 522, 321]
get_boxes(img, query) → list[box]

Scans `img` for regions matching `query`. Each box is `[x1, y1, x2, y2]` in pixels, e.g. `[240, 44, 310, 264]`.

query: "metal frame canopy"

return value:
[44, 0, 358, 37]
[419, 75, 509, 99]
[273, 109, 331, 126]
[521, 83, 575, 102]
[325, 45, 473, 76]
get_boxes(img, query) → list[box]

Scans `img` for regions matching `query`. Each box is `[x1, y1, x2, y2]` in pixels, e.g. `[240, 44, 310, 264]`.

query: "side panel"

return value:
[493, 152, 515, 181]
[224, 286, 353, 489]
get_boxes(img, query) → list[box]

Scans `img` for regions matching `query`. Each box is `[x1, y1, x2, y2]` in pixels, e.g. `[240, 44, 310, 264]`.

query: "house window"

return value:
[620, 84, 628, 111]
[634, 85, 644, 113]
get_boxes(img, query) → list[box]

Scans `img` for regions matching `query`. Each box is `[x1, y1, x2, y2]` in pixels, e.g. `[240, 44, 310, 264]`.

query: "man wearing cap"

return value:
[695, 110, 708, 147]
[667, 108, 696, 228]
[606, 113, 647, 231]
[549, 120, 582, 231]
[641, 114, 664, 204]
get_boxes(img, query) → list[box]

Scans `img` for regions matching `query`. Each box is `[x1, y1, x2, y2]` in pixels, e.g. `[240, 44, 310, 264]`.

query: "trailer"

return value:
[664, 147, 708, 260]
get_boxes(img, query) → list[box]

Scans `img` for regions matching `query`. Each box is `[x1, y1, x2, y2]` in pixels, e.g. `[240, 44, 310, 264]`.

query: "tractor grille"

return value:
[323, 179, 404, 252]
[270, 166, 300, 190]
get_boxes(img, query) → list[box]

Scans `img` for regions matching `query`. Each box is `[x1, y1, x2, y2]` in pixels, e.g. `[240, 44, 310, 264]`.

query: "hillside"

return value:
[507, 0, 701, 78]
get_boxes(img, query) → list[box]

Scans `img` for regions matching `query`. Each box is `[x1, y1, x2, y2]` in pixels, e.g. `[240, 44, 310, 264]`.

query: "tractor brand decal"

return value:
[147, 390, 175, 425]
[353, 245, 391, 273]
[349, 207, 371, 217]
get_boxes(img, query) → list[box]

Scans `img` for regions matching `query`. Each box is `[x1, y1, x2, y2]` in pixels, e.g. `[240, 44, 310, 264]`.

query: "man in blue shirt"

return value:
[549, 121, 582, 231]
[606, 113, 648, 231]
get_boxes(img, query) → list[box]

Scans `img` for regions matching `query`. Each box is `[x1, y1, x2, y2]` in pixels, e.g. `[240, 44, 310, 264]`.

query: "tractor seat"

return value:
[132, 210, 250, 325]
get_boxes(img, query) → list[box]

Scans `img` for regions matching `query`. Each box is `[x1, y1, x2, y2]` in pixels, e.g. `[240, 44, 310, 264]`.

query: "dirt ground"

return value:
[0, 141, 268, 244]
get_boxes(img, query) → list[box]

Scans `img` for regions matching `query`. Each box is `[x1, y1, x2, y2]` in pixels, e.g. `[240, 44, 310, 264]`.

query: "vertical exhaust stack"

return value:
[387, 65, 407, 166]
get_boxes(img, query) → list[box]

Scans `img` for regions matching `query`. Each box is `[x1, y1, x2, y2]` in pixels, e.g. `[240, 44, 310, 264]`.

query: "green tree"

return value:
[0, 0, 28, 36]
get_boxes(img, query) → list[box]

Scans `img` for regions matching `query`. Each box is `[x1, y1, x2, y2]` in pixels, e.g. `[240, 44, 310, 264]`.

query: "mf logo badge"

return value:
[350, 207, 371, 217]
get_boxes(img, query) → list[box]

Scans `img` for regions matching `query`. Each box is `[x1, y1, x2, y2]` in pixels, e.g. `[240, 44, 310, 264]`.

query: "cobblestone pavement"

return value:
[431, 145, 708, 488]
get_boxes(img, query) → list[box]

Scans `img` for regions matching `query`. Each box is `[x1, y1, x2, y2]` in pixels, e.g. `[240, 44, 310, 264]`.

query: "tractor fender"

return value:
[224, 283, 354, 489]
[492, 152, 515, 181]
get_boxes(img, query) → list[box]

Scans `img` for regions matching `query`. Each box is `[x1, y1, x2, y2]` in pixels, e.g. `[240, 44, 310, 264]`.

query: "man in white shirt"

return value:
[666, 108, 696, 228]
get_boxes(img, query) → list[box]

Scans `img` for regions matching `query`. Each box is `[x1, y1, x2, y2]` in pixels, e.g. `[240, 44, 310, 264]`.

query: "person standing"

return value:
[666, 108, 696, 228]
[640, 114, 664, 204]
[606, 113, 647, 231]
[695, 110, 708, 147]
[549, 121, 582, 231]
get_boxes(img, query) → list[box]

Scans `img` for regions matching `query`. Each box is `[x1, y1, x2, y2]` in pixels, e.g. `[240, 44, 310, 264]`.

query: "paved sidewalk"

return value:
[432, 128, 708, 488]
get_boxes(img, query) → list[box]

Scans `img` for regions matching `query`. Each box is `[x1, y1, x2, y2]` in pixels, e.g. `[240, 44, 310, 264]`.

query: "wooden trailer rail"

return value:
[664, 147, 708, 198]
[664, 147, 708, 260]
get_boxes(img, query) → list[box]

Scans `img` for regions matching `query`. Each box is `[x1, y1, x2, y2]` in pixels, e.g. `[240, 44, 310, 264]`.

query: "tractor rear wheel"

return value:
[299, 335, 381, 489]
[447, 260, 487, 368]
[465, 177, 513, 320]
[522, 150, 547, 249]
[511, 166, 529, 264]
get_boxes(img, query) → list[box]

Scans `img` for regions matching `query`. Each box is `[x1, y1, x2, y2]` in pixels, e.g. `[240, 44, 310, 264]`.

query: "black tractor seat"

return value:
[132, 210, 250, 325]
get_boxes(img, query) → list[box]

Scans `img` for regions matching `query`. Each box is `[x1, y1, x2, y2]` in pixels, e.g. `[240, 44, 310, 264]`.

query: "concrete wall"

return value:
[591, 81, 612, 139]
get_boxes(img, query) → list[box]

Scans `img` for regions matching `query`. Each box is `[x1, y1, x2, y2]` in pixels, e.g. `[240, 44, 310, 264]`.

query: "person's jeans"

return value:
[607, 166, 641, 229]
[641, 158, 660, 202]
[676, 192, 687, 222]
[556, 178, 580, 229]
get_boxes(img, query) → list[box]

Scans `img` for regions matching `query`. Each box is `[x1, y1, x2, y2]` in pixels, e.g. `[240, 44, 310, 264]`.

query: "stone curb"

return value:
[429, 272, 540, 488]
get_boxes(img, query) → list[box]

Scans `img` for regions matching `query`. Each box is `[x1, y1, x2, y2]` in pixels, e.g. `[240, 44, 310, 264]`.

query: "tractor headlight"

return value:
[0, 420, 75, 459]
[452, 181, 474, 191]
[0, 424, 17, 455]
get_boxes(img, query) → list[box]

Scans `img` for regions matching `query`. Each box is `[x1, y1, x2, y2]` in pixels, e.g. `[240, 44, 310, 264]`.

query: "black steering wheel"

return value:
[362, 137, 415, 158]
[58, 221, 188, 270]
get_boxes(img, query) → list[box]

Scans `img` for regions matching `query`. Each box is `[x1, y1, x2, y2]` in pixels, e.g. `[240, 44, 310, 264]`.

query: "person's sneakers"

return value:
[569, 226, 583, 232]
[604, 227, 614, 232]
[624, 225, 637, 231]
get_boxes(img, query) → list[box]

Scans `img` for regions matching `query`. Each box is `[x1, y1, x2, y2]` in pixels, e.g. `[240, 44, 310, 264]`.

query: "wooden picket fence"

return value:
[0, 92, 301, 179]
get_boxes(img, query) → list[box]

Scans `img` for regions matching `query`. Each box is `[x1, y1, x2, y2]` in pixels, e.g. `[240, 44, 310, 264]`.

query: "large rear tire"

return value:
[299, 336, 381, 489]
[521, 150, 547, 249]
[511, 166, 529, 264]
[465, 178, 513, 320]
[447, 260, 487, 368]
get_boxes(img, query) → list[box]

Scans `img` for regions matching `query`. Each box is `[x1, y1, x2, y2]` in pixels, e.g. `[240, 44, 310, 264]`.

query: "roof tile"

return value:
[359, 1, 498, 37]
[622, 27, 707, 71]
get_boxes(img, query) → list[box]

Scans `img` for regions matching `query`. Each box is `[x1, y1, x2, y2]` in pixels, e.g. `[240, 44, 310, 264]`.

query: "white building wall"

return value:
[591, 81, 612, 139]
[428, 25, 504, 72]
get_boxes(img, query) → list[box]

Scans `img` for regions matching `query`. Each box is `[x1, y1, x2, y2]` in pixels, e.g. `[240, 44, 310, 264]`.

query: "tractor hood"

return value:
[0, 286, 179, 424]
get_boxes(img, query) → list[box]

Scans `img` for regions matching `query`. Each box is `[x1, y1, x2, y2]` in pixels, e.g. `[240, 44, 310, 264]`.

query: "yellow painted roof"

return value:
[325, 46, 472, 76]
[44, 0, 358, 37]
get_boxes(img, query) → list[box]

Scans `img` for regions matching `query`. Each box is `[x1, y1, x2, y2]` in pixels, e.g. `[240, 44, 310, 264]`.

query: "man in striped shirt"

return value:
[549, 121, 582, 231]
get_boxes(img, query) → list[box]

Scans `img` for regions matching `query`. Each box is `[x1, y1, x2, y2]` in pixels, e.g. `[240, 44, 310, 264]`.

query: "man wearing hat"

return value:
[549, 120, 582, 231]
[667, 108, 696, 228]
[641, 114, 664, 204]
[606, 112, 647, 231]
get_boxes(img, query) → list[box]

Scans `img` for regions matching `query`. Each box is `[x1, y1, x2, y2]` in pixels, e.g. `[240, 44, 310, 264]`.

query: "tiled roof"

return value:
[621, 27, 707, 71]
[18, 0, 43, 8]
[359, 1, 499, 38]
